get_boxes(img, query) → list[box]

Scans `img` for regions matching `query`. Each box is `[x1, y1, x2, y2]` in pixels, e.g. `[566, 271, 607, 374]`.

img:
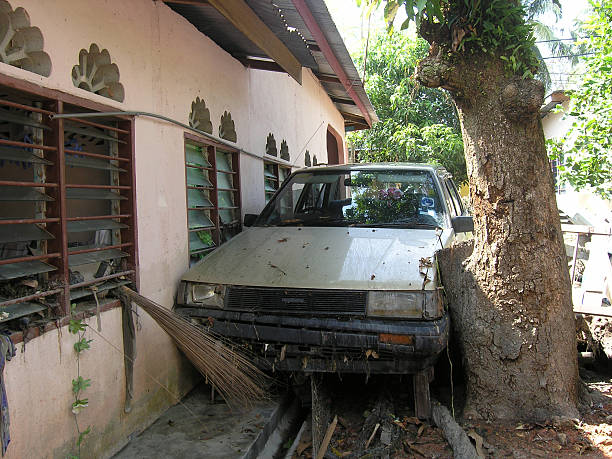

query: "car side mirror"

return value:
[451, 216, 474, 233]
[243, 214, 258, 227]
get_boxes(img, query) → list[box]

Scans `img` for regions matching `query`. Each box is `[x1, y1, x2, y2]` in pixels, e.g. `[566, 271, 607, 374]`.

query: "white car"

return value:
[177, 164, 471, 404]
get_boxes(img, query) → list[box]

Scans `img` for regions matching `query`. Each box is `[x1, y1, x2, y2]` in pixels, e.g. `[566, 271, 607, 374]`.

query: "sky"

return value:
[324, 0, 592, 90]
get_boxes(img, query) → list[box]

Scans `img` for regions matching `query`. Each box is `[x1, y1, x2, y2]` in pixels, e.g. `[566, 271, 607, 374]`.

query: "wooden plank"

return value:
[316, 415, 337, 459]
[561, 223, 612, 236]
[206, 0, 302, 84]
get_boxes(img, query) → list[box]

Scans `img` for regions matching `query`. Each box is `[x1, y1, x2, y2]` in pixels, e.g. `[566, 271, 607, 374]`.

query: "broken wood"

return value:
[316, 415, 338, 459]
[431, 398, 479, 459]
[365, 422, 380, 449]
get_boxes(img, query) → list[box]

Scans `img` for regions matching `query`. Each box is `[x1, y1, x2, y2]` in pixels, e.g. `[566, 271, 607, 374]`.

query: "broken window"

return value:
[185, 134, 241, 266]
[0, 82, 137, 329]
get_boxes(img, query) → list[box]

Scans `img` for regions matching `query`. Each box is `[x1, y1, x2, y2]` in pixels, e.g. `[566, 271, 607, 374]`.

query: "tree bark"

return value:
[422, 50, 579, 420]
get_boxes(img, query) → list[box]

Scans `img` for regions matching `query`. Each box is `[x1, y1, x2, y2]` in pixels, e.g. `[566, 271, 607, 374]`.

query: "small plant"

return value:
[68, 303, 92, 459]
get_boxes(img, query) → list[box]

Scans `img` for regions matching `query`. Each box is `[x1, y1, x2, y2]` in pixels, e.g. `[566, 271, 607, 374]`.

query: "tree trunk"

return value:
[420, 53, 579, 420]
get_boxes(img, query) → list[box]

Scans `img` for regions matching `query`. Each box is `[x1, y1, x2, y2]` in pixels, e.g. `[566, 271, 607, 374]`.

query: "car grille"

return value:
[225, 286, 367, 316]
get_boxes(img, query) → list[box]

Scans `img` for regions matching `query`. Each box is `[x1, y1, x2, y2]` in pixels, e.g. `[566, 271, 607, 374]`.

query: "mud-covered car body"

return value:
[176, 164, 471, 374]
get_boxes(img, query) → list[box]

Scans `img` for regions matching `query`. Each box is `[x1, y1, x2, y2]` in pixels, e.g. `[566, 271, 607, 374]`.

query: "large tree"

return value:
[349, 32, 467, 183]
[368, 0, 580, 420]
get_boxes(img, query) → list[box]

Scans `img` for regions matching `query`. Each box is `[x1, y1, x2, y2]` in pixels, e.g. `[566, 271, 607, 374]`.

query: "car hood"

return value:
[182, 226, 451, 290]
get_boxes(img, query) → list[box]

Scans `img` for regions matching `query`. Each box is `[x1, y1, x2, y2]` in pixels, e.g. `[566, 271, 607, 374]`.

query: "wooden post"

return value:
[311, 374, 332, 458]
[413, 368, 432, 420]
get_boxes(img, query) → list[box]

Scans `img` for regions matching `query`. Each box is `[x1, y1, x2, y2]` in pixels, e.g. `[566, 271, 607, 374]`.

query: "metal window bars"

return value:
[0, 85, 137, 324]
[184, 133, 241, 267]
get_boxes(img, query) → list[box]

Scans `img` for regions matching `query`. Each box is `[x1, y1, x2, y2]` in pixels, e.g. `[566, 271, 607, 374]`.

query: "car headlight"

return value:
[367, 290, 443, 319]
[180, 282, 225, 308]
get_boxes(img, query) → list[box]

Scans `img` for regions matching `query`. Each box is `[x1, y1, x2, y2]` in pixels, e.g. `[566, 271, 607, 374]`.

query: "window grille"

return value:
[0, 81, 137, 326]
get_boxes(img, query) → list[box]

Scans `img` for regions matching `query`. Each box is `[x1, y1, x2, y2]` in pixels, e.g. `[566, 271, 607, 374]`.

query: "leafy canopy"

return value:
[360, 0, 547, 78]
[548, 0, 612, 197]
[349, 32, 467, 183]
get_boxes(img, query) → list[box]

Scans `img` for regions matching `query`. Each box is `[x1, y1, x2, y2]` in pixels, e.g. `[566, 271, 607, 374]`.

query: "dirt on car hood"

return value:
[182, 226, 451, 290]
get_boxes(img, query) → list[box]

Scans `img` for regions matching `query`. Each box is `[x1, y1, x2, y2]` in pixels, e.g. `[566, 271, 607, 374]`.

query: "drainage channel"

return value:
[242, 394, 307, 459]
[114, 384, 307, 459]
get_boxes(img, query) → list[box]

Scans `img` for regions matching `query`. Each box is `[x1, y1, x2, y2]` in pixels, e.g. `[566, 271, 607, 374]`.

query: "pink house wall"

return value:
[0, 0, 347, 457]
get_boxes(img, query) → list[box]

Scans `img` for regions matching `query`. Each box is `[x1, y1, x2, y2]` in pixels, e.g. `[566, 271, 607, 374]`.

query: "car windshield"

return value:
[257, 169, 447, 228]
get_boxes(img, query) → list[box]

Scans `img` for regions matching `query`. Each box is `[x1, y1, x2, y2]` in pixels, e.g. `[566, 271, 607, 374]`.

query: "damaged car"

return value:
[176, 163, 471, 413]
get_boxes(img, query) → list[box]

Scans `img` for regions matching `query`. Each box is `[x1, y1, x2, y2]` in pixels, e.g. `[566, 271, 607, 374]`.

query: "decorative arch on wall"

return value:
[218, 111, 237, 142]
[189, 97, 212, 134]
[265, 133, 277, 156]
[313, 155, 318, 166]
[0, 1, 51, 76]
[280, 140, 289, 161]
[304, 150, 311, 167]
[71, 44, 124, 102]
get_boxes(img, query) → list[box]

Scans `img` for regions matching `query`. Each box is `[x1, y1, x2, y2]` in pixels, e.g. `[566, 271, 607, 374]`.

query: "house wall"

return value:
[541, 100, 612, 227]
[1, 0, 346, 457]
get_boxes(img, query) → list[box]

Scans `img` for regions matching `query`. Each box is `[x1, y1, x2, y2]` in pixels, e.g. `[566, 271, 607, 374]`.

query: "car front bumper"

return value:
[176, 306, 449, 374]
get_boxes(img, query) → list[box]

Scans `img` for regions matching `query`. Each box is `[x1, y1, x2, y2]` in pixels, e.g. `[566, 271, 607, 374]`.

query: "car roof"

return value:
[294, 162, 451, 177]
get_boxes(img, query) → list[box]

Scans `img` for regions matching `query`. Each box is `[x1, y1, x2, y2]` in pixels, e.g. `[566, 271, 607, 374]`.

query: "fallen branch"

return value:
[431, 398, 480, 459]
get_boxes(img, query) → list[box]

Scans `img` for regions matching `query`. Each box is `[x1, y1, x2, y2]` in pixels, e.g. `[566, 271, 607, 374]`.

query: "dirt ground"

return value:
[291, 367, 612, 459]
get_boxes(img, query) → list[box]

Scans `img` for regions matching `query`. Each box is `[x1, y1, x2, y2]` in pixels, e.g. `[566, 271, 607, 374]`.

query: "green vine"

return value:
[67, 304, 92, 459]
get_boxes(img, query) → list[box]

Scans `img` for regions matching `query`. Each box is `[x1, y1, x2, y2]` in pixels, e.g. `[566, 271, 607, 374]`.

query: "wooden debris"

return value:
[365, 422, 380, 449]
[316, 415, 338, 459]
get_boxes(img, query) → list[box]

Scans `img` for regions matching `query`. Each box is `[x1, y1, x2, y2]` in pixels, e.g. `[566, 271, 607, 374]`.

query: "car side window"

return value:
[446, 179, 464, 215]
[439, 178, 458, 218]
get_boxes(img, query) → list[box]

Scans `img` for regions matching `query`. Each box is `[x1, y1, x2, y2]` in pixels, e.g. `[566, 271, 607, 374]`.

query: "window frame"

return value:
[0, 73, 138, 323]
[184, 132, 241, 266]
[263, 160, 290, 204]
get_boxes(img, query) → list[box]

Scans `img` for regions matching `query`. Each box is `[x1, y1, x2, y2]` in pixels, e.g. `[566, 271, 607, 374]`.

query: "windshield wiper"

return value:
[354, 222, 440, 229]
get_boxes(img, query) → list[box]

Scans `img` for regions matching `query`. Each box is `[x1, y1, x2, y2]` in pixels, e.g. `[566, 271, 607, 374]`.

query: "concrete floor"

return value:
[114, 385, 277, 459]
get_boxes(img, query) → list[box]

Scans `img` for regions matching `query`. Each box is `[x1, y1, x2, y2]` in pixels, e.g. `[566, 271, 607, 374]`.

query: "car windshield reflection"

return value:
[257, 169, 446, 228]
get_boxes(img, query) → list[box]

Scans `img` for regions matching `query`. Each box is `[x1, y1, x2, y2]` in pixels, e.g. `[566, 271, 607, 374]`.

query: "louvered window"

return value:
[0, 83, 137, 325]
[263, 161, 290, 204]
[185, 134, 241, 266]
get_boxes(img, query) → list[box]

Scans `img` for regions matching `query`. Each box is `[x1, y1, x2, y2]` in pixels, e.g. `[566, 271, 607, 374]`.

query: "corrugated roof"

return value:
[164, 0, 377, 130]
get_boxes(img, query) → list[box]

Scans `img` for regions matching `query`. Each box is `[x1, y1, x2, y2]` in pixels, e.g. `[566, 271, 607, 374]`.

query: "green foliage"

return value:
[68, 319, 86, 335]
[548, 0, 612, 197]
[73, 337, 92, 353]
[72, 377, 92, 396]
[349, 32, 466, 183]
[197, 231, 214, 247]
[77, 427, 91, 448]
[68, 306, 92, 458]
[372, 0, 540, 77]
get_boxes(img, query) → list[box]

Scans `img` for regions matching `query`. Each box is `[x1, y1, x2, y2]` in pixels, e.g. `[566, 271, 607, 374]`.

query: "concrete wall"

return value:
[1, 0, 346, 457]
